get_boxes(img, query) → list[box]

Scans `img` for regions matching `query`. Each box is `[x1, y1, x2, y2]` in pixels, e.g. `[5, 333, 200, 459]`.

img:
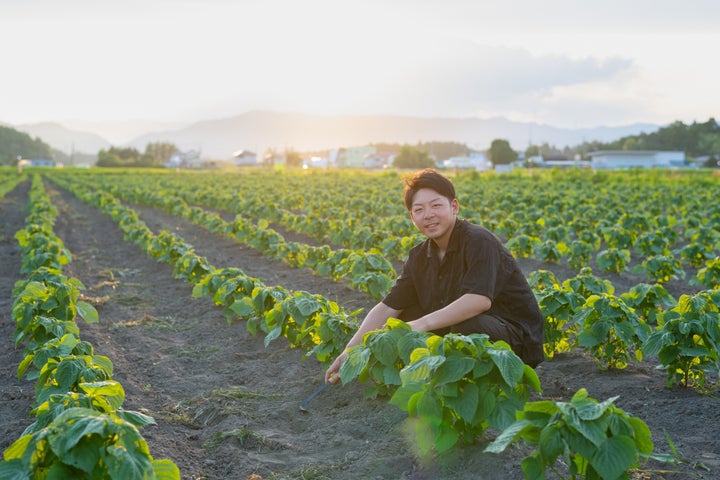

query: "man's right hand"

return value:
[324, 351, 347, 384]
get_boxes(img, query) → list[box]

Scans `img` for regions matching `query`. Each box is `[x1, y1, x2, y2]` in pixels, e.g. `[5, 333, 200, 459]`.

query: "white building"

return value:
[166, 150, 204, 168]
[442, 152, 492, 171]
[233, 150, 259, 166]
[588, 150, 686, 169]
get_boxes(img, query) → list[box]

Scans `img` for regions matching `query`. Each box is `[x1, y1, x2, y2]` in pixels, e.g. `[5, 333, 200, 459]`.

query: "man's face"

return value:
[409, 188, 459, 244]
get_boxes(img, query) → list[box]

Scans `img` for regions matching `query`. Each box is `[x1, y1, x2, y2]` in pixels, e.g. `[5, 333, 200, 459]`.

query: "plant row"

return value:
[0, 176, 180, 480]
[531, 268, 720, 390]
[58, 173, 397, 300]
[49, 176, 678, 479]
[53, 169, 720, 288]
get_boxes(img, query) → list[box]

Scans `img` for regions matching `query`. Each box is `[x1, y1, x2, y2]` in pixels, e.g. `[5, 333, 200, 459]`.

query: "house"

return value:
[338, 146, 376, 168]
[233, 150, 258, 166]
[442, 152, 492, 171]
[588, 150, 686, 169]
[527, 154, 590, 169]
[18, 158, 55, 167]
[165, 150, 204, 169]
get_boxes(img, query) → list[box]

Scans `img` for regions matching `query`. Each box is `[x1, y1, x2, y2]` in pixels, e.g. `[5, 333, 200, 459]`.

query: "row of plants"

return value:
[54, 169, 720, 288]
[47, 175, 362, 367]
[0, 172, 26, 197]
[47, 176, 680, 479]
[58, 173, 397, 300]
[0, 176, 180, 479]
[532, 268, 720, 390]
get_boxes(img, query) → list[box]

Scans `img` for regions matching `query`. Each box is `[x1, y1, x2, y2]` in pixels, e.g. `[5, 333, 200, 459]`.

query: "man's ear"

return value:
[451, 198, 459, 215]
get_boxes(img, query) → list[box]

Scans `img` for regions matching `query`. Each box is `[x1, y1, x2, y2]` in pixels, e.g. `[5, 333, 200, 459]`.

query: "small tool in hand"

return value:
[299, 382, 331, 412]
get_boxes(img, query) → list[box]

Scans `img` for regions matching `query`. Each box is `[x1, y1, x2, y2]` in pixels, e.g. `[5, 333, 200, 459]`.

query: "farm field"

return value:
[1, 167, 719, 480]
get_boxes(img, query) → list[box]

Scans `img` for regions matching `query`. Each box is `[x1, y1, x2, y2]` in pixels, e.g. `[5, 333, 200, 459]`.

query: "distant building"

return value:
[20, 158, 55, 167]
[339, 146, 376, 168]
[233, 150, 258, 166]
[165, 150, 204, 169]
[527, 154, 590, 169]
[442, 152, 491, 171]
[588, 150, 686, 169]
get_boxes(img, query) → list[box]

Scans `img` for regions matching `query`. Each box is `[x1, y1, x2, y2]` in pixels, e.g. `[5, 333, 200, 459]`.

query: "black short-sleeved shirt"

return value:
[384, 219, 544, 352]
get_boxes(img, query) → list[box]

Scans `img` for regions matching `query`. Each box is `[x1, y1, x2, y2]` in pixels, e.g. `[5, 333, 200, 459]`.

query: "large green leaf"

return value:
[152, 458, 181, 480]
[484, 419, 534, 453]
[339, 347, 371, 384]
[433, 355, 474, 385]
[76, 301, 99, 324]
[589, 435, 638, 480]
[487, 347, 524, 387]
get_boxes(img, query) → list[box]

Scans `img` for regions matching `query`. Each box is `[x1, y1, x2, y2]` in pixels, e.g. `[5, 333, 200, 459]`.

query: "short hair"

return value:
[403, 168, 456, 211]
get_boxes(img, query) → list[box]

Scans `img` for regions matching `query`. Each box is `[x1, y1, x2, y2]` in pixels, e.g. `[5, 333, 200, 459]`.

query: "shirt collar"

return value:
[425, 218, 463, 258]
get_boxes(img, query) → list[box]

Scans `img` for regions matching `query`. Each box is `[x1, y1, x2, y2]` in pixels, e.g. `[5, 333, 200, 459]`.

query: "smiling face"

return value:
[409, 188, 459, 249]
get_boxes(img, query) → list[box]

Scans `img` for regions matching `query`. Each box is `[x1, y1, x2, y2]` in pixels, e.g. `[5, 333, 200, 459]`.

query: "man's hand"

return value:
[324, 351, 347, 384]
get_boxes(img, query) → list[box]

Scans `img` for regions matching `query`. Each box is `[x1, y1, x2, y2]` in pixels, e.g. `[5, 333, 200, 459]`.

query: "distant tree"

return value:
[96, 146, 145, 168]
[488, 139, 518, 166]
[285, 148, 303, 167]
[144, 141, 179, 166]
[525, 145, 540, 158]
[393, 144, 436, 169]
[0, 125, 53, 165]
[417, 141, 470, 161]
[588, 117, 720, 157]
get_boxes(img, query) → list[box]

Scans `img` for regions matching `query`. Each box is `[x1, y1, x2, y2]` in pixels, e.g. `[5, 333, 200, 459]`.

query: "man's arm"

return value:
[324, 301, 402, 383]
[406, 293, 491, 332]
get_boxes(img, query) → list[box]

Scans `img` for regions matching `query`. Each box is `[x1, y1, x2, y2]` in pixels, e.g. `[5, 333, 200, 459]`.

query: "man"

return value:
[325, 168, 544, 383]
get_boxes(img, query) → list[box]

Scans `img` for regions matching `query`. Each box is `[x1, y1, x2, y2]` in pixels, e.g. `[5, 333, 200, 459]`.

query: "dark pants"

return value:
[399, 307, 526, 359]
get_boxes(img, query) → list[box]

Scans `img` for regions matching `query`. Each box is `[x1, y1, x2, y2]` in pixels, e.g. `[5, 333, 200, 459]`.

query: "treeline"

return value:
[538, 117, 720, 165]
[96, 142, 179, 168]
[0, 125, 52, 165]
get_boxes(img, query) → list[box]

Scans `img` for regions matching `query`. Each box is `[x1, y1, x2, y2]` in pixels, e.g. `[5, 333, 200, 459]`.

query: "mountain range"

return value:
[14, 111, 660, 160]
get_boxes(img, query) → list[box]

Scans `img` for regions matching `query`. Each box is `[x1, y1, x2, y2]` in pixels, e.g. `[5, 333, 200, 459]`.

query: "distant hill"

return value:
[16, 122, 111, 155]
[127, 111, 660, 159]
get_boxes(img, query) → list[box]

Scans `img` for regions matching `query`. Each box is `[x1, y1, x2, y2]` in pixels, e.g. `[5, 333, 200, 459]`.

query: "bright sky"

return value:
[2, 0, 718, 137]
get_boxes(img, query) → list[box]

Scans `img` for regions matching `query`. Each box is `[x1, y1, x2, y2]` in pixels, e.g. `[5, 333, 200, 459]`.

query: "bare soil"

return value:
[1, 178, 719, 480]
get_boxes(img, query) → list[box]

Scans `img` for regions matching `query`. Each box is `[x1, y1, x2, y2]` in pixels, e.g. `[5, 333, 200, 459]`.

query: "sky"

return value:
[2, 0, 718, 141]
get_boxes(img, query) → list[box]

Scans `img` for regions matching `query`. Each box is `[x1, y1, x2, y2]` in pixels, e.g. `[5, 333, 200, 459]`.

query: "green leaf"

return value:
[229, 298, 255, 318]
[487, 347, 524, 387]
[400, 355, 445, 384]
[339, 347, 371, 384]
[627, 416, 654, 455]
[539, 423, 565, 459]
[433, 355, 475, 385]
[434, 426, 460, 452]
[589, 435, 638, 480]
[574, 395, 619, 421]
[451, 382, 479, 423]
[417, 392, 443, 426]
[0, 459, 29, 480]
[484, 419, 534, 453]
[152, 459, 181, 480]
[521, 452, 545, 480]
[76, 301, 99, 324]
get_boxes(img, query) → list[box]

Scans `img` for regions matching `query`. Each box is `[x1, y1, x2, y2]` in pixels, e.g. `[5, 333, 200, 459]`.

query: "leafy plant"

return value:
[574, 294, 652, 369]
[642, 290, 720, 389]
[620, 283, 676, 325]
[632, 254, 685, 284]
[485, 388, 670, 480]
[691, 257, 720, 289]
[596, 248, 631, 274]
[388, 332, 541, 453]
[537, 286, 585, 358]
[339, 319, 430, 398]
[562, 267, 614, 299]
[0, 407, 180, 480]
